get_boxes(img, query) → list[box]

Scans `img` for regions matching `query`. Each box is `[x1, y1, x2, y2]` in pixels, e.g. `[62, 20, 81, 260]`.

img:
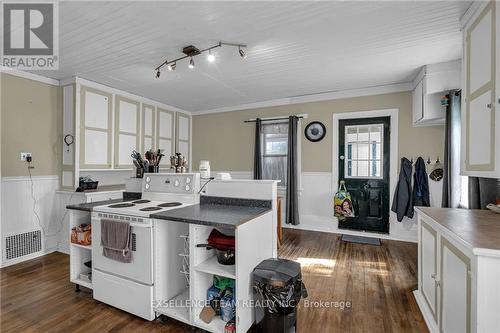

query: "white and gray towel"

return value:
[101, 219, 132, 263]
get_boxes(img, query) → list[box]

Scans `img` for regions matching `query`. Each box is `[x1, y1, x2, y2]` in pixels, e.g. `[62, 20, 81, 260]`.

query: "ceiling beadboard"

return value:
[34, 1, 471, 112]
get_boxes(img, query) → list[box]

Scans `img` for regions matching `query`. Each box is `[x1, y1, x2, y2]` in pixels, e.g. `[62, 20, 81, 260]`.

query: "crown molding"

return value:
[193, 82, 413, 116]
[0, 67, 60, 86]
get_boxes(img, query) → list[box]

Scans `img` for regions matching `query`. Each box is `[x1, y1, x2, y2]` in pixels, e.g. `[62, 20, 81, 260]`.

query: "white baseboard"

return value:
[0, 248, 57, 268]
[283, 214, 418, 243]
[413, 290, 437, 333]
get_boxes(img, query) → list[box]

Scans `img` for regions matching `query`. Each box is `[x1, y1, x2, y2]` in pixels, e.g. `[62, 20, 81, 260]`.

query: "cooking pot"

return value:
[196, 244, 235, 265]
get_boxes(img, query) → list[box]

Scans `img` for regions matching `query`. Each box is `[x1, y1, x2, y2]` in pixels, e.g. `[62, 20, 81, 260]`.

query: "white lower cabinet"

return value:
[416, 213, 491, 333]
[417, 216, 473, 333]
[420, 222, 438, 322]
[439, 238, 471, 333]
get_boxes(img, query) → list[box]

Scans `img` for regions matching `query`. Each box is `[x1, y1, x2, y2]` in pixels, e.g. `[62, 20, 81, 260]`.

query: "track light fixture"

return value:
[207, 49, 215, 62]
[238, 46, 246, 59]
[154, 41, 247, 77]
[167, 62, 176, 71]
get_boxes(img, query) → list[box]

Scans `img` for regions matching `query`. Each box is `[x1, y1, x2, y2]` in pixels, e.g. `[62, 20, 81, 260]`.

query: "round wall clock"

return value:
[304, 121, 326, 142]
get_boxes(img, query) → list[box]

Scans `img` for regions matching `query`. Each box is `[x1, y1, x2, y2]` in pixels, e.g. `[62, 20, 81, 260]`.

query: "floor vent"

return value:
[5, 230, 42, 260]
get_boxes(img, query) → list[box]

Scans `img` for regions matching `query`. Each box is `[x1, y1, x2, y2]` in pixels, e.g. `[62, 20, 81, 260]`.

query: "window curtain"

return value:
[286, 116, 299, 225]
[253, 118, 262, 180]
[468, 177, 499, 209]
[442, 91, 462, 208]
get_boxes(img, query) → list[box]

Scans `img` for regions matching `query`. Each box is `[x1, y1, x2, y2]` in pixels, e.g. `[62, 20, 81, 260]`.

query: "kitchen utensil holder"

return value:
[148, 165, 159, 173]
[136, 167, 144, 178]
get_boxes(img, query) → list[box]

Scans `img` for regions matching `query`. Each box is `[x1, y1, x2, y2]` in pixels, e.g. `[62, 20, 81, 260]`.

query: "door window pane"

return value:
[344, 124, 384, 179]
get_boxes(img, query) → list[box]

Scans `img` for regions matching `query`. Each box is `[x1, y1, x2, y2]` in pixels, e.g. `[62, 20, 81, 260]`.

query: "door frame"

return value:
[332, 108, 399, 226]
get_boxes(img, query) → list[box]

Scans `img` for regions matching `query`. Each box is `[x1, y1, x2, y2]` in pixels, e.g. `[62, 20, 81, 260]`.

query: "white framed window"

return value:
[262, 122, 288, 186]
[345, 124, 383, 179]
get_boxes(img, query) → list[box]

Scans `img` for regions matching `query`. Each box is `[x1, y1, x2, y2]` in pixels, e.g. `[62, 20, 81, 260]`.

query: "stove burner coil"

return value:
[132, 200, 151, 204]
[157, 202, 183, 208]
[139, 207, 163, 211]
[108, 203, 135, 208]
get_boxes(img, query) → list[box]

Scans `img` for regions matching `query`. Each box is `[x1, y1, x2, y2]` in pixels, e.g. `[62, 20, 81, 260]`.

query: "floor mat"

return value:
[341, 234, 381, 246]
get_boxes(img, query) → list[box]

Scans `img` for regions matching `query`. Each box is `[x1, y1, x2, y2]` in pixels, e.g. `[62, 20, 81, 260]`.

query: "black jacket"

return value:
[391, 158, 413, 222]
[412, 157, 430, 208]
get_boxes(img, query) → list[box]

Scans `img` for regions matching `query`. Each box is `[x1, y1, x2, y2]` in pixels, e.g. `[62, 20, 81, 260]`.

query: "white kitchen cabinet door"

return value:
[114, 96, 140, 168]
[176, 113, 191, 166]
[440, 238, 471, 333]
[142, 104, 155, 152]
[80, 86, 112, 169]
[463, 1, 498, 176]
[156, 108, 174, 166]
[421, 222, 438, 323]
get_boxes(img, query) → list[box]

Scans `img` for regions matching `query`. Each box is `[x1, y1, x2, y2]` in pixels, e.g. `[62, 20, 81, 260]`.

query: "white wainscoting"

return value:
[210, 171, 445, 243]
[1, 175, 61, 266]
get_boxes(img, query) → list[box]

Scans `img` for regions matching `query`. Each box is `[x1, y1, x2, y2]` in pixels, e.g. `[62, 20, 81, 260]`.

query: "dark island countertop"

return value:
[151, 196, 272, 229]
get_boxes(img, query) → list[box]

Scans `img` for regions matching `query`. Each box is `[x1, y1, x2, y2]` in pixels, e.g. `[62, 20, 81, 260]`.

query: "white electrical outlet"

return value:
[20, 152, 32, 161]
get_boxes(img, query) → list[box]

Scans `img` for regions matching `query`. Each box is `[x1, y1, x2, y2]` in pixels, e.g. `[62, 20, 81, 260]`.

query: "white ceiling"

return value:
[36, 1, 471, 112]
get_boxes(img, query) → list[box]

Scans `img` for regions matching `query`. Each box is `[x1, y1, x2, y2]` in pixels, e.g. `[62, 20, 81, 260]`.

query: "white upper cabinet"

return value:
[80, 86, 112, 169]
[412, 60, 460, 127]
[114, 96, 140, 168]
[176, 113, 191, 164]
[156, 108, 175, 166]
[462, 1, 499, 177]
[142, 104, 156, 152]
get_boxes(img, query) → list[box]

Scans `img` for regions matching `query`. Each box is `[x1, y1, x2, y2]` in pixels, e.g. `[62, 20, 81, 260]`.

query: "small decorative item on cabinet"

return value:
[170, 152, 189, 173]
[71, 223, 92, 246]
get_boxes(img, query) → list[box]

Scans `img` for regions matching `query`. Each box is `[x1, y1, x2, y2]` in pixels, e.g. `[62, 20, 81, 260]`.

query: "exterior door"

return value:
[338, 117, 390, 233]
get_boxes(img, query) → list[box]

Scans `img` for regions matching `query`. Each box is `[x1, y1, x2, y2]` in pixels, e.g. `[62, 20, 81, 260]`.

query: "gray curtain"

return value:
[253, 118, 262, 180]
[286, 116, 299, 225]
[468, 177, 499, 209]
[442, 91, 462, 208]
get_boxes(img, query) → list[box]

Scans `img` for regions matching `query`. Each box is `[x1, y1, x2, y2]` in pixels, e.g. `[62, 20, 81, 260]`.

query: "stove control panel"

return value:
[142, 173, 200, 194]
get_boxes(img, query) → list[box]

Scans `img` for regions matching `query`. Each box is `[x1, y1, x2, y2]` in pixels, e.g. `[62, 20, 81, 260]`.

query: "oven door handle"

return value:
[97, 219, 152, 228]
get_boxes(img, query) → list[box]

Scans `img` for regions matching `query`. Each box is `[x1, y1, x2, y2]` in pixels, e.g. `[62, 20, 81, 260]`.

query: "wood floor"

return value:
[1, 229, 427, 333]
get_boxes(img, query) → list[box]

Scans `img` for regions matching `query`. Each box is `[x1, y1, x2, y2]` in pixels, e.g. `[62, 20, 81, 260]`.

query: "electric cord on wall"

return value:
[198, 177, 215, 194]
[27, 161, 75, 241]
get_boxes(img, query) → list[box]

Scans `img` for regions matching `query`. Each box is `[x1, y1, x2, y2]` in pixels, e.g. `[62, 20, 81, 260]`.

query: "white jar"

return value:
[199, 160, 211, 179]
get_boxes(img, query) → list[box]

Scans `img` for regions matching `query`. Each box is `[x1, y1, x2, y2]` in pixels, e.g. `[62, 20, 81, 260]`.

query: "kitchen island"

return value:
[151, 195, 274, 333]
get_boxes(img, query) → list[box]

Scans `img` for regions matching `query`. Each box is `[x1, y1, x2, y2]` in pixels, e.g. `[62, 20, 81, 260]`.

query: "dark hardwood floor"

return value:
[0, 229, 427, 332]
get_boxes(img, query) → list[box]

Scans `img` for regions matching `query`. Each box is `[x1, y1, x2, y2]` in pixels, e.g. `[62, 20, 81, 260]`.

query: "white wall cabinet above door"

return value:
[114, 96, 140, 169]
[156, 108, 175, 167]
[142, 104, 156, 152]
[80, 86, 112, 169]
[462, 1, 499, 177]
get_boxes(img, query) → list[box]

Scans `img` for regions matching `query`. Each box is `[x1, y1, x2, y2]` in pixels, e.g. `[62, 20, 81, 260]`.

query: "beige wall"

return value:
[192, 91, 445, 172]
[1, 74, 62, 177]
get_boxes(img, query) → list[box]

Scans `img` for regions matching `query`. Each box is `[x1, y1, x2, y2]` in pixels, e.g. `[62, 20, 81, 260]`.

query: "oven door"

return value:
[92, 216, 153, 285]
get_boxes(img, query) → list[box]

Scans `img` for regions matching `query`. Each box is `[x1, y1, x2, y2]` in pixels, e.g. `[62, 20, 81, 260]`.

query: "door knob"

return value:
[340, 155, 345, 160]
[431, 273, 436, 279]
[487, 103, 492, 109]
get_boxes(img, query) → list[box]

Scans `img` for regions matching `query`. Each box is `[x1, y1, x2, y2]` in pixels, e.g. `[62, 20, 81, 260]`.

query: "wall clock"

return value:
[304, 121, 326, 142]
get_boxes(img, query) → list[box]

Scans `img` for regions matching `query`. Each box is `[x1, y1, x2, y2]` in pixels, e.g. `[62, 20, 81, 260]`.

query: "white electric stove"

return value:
[91, 173, 200, 320]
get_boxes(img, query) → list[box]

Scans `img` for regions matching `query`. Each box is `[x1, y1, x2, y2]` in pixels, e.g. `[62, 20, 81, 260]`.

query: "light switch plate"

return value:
[20, 152, 31, 161]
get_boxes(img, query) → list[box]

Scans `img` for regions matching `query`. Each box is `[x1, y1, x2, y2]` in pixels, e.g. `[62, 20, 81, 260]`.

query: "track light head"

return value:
[189, 57, 195, 69]
[238, 46, 247, 59]
[156, 69, 160, 78]
[167, 62, 176, 71]
[207, 49, 215, 62]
